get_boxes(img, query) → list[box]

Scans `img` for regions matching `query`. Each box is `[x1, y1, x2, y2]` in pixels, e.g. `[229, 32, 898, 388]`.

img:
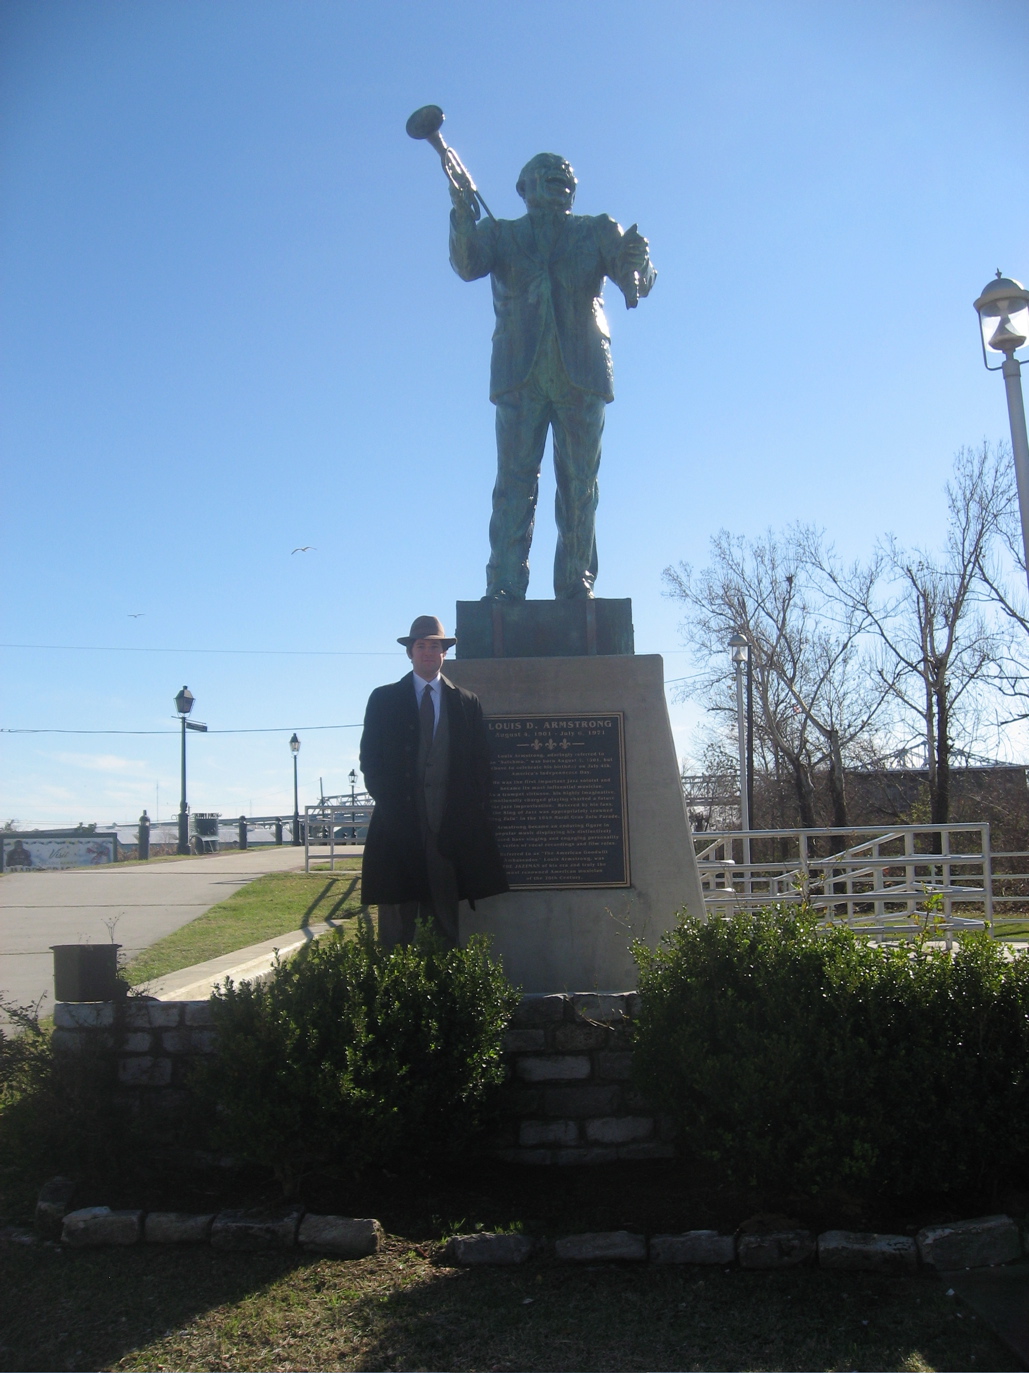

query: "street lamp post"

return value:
[175, 686, 194, 855]
[729, 633, 751, 892]
[290, 733, 301, 845]
[974, 272, 1029, 590]
[349, 767, 357, 841]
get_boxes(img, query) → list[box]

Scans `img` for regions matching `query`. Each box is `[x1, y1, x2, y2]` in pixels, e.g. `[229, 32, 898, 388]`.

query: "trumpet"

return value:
[405, 105, 495, 222]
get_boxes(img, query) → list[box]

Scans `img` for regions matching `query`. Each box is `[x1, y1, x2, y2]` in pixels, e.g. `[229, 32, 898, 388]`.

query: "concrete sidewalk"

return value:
[0, 845, 360, 1021]
[145, 919, 343, 1001]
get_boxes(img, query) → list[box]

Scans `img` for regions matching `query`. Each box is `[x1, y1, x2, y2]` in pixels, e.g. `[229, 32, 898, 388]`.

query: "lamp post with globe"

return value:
[290, 733, 301, 846]
[973, 273, 1029, 589]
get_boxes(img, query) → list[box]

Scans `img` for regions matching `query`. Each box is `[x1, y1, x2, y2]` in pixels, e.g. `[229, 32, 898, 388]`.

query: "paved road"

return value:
[0, 846, 359, 1022]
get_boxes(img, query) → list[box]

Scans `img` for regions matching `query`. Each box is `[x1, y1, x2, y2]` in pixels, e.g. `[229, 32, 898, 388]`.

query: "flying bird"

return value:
[127, 613, 145, 618]
[291, 546, 316, 554]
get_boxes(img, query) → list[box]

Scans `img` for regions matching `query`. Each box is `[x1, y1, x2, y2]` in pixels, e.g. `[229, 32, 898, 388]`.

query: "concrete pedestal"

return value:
[446, 654, 705, 992]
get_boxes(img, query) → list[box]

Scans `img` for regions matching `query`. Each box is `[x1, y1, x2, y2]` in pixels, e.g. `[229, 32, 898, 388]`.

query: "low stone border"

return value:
[444, 1216, 1026, 1271]
[49, 1202, 382, 1257]
[30, 1181, 1026, 1274]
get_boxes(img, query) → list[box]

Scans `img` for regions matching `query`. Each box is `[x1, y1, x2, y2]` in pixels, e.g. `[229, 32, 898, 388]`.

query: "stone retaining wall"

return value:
[53, 999, 218, 1124]
[492, 992, 673, 1164]
[53, 991, 664, 1165]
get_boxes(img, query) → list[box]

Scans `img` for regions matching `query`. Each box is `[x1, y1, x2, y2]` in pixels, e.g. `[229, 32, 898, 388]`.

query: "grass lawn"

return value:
[995, 918, 1029, 940]
[0, 1235, 1018, 1372]
[120, 865, 364, 987]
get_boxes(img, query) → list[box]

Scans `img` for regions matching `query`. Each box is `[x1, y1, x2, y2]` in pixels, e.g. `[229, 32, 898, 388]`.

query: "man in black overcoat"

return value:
[359, 614, 508, 949]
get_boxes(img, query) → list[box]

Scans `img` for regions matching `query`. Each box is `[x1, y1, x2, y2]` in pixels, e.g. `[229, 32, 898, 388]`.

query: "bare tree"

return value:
[967, 443, 1029, 718]
[664, 526, 892, 830]
[815, 443, 1011, 831]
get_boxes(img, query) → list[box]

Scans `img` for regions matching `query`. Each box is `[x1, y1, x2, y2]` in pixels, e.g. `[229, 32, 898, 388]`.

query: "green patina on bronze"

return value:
[442, 142, 656, 601]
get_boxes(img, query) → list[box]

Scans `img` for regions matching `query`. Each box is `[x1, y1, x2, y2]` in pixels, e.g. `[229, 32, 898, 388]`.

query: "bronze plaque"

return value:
[485, 713, 629, 889]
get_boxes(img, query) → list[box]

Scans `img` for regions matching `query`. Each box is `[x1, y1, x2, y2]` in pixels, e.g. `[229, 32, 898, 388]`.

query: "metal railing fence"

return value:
[691, 823, 1027, 944]
[303, 800, 374, 872]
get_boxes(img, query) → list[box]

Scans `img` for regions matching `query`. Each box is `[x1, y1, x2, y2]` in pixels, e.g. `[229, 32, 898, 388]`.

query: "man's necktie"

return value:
[419, 683, 435, 749]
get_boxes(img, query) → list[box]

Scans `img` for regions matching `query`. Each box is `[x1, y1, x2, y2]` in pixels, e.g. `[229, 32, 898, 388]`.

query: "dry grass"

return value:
[0, 1233, 1018, 1372]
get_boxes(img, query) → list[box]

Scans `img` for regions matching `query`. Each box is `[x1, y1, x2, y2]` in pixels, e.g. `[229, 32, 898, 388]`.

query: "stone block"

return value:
[145, 1212, 215, 1244]
[184, 1000, 216, 1026]
[496, 1147, 554, 1165]
[595, 1051, 634, 1081]
[117, 1056, 172, 1087]
[621, 1087, 652, 1111]
[541, 1084, 621, 1118]
[119, 1032, 153, 1054]
[738, 1230, 815, 1269]
[657, 1115, 679, 1141]
[298, 1215, 382, 1257]
[916, 1215, 1022, 1270]
[571, 993, 635, 1024]
[62, 1207, 142, 1247]
[211, 1206, 303, 1250]
[519, 1119, 579, 1147]
[446, 1232, 534, 1265]
[189, 1029, 218, 1054]
[54, 1003, 115, 1029]
[555, 1230, 647, 1262]
[585, 1116, 652, 1145]
[516, 1055, 591, 1083]
[555, 1146, 620, 1165]
[498, 1086, 542, 1116]
[553, 1023, 608, 1051]
[35, 1177, 77, 1239]
[51, 1030, 86, 1055]
[456, 596, 634, 660]
[616, 1141, 676, 1162]
[504, 1028, 546, 1053]
[817, 1231, 917, 1272]
[160, 1029, 196, 1054]
[510, 995, 569, 1027]
[650, 1231, 736, 1265]
[171, 1056, 200, 1086]
[122, 1001, 181, 1029]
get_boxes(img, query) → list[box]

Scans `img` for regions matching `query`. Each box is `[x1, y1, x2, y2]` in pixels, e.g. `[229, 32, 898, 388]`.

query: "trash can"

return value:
[193, 813, 220, 853]
[51, 944, 121, 1002]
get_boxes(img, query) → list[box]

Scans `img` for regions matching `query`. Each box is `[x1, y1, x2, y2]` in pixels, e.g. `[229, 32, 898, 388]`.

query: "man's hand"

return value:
[619, 223, 650, 275]
[449, 179, 481, 223]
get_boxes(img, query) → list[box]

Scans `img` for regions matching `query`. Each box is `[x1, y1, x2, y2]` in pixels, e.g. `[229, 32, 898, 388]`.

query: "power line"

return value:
[0, 641, 694, 658]
[0, 642, 396, 657]
[1, 724, 362, 736]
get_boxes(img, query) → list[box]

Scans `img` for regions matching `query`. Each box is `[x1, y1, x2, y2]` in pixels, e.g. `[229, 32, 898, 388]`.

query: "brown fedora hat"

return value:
[397, 614, 457, 650]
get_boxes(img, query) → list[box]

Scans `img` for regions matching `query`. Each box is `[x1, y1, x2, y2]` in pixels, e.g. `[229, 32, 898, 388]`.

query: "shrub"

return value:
[193, 923, 519, 1196]
[632, 907, 1029, 1199]
[0, 999, 139, 1216]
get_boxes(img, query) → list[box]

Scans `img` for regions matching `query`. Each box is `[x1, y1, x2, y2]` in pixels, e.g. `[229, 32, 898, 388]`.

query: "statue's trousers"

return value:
[487, 331, 606, 600]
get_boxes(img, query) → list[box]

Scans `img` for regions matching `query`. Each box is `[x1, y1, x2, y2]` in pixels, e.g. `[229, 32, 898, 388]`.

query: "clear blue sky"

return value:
[2, 0, 1028, 827]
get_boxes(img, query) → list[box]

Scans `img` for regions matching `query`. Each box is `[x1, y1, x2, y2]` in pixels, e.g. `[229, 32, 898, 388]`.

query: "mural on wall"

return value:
[0, 836, 117, 871]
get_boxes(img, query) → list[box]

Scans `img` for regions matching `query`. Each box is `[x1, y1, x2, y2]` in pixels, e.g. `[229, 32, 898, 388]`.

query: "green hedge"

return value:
[632, 908, 1029, 1198]
[193, 924, 519, 1196]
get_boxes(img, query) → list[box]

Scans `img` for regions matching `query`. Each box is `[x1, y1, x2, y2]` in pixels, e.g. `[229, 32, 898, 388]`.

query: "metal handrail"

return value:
[694, 822, 1012, 943]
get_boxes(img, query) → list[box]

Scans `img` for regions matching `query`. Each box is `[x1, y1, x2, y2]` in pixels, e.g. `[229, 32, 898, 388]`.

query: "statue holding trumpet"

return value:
[407, 106, 656, 602]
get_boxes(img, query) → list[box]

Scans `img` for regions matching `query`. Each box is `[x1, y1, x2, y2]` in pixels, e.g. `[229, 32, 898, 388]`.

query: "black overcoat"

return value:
[359, 672, 509, 907]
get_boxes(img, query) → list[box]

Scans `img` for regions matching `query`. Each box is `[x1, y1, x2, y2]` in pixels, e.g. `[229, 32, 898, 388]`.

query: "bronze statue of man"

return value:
[448, 153, 656, 601]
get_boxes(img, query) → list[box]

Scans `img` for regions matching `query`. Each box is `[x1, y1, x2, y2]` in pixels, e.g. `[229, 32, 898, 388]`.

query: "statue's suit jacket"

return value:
[360, 673, 509, 907]
[449, 211, 655, 403]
